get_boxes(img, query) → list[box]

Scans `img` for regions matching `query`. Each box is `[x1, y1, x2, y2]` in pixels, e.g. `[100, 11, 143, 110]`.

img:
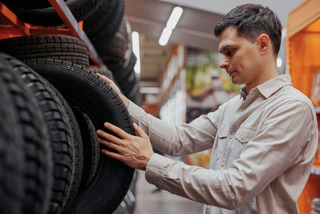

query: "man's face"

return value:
[218, 26, 263, 89]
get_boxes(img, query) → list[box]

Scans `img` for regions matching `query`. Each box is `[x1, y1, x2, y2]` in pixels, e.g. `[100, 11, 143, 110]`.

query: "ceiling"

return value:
[124, 0, 304, 89]
[124, 0, 224, 88]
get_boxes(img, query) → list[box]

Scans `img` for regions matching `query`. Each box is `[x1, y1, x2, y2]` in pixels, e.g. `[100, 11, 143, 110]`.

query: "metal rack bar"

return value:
[48, 0, 104, 67]
[0, 3, 30, 36]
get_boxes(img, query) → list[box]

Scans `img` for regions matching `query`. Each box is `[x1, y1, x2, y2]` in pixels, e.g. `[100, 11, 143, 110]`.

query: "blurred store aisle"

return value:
[133, 171, 203, 214]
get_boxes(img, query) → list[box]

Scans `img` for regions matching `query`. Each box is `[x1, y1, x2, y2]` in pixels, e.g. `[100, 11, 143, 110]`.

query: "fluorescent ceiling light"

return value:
[159, 27, 172, 46]
[158, 6, 183, 46]
[132, 31, 141, 74]
[166, 6, 183, 29]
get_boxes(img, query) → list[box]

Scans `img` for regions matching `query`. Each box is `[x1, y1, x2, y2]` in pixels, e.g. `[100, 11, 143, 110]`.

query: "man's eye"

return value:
[226, 49, 234, 56]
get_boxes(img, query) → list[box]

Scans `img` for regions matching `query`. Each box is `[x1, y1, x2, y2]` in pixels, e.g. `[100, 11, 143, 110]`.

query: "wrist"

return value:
[143, 153, 154, 171]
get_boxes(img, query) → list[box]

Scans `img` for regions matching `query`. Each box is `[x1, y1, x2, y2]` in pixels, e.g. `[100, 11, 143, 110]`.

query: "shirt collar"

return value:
[240, 74, 292, 100]
[240, 85, 247, 100]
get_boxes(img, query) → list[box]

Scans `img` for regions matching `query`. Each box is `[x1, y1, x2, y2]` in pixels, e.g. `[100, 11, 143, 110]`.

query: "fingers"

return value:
[101, 148, 123, 161]
[100, 122, 147, 140]
[97, 137, 121, 151]
[97, 129, 123, 146]
[96, 130, 124, 156]
[96, 73, 113, 84]
[133, 123, 148, 138]
[103, 122, 128, 139]
[97, 122, 153, 170]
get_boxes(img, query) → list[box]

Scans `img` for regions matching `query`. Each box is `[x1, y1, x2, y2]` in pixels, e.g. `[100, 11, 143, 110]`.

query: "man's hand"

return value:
[96, 73, 129, 108]
[96, 122, 154, 170]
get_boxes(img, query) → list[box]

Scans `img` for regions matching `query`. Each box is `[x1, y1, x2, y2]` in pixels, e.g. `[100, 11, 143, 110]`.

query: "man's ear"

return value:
[256, 34, 270, 53]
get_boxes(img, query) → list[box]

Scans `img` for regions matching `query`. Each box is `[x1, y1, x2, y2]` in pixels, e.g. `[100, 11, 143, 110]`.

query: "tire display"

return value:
[24, 58, 135, 214]
[0, 0, 141, 213]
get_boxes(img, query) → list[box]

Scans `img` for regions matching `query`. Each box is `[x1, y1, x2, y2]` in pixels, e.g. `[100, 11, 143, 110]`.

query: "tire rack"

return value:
[0, 0, 104, 67]
[286, 0, 320, 213]
[0, 1, 136, 213]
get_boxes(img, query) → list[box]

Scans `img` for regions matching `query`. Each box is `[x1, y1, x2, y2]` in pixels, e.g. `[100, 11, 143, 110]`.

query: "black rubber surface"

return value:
[84, 0, 125, 61]
[0, 56, 26, 214]
[0, 34, 90, 67]
[71, 106, 100, 193]
[7, 55, 84, 214]
[24, 58, 135, 214]
[0, 52, 53, 214]
[3, 0, 104, 26]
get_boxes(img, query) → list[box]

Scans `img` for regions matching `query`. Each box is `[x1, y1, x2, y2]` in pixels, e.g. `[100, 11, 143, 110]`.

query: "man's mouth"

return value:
[227, 70, 236, 77]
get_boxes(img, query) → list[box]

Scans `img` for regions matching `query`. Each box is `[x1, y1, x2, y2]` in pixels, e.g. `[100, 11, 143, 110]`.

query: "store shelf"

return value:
[0, 1, 104, 67]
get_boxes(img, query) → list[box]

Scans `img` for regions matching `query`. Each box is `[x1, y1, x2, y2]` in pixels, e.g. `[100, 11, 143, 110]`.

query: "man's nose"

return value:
[219, 57, 229, 69]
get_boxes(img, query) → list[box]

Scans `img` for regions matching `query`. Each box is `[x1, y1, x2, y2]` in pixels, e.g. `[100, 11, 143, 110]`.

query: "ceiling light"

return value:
[159, 27, 173, 46]
[158, 6, 183, 46]
[132, 31, 141, 74]
[166, 6, 183, 29]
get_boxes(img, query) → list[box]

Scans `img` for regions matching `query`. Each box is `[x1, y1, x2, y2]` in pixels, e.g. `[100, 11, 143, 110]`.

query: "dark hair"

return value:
[214, 4, 282, 56]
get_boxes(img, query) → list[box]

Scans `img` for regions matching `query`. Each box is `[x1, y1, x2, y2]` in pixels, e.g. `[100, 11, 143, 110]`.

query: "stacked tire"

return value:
[0, 0, 142, 213]
[104, 18, 143, 106]
[0, 53, 53, 214]
[83, 0, 142, 105]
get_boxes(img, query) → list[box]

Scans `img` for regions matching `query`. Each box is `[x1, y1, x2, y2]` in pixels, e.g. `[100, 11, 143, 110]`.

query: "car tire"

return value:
[0, 52, 53, 214]
[0, 34, 90, 67]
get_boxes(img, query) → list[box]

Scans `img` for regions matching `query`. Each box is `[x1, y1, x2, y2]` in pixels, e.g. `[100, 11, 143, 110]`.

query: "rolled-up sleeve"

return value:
[127, 101, 221, 156]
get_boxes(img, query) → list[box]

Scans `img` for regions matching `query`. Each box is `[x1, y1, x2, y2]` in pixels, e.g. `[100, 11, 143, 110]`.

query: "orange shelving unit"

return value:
[286, 0, 320, 213]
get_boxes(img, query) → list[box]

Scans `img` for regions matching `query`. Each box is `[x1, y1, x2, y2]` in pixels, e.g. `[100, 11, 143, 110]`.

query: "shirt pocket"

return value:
[232, 129, 255, 159]
[213, 125, 229, 161]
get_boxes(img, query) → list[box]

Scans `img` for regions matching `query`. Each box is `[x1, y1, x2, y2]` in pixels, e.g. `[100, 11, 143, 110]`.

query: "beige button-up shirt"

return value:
[128, 74, 318, 214]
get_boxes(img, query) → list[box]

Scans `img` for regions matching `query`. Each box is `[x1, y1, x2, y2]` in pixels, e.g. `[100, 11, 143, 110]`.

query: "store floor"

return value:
[133, 171, 203, 214]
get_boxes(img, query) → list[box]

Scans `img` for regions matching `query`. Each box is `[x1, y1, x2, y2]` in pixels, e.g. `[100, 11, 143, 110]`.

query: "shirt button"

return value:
[221, 163, 225, 167]
[229, 135, 233, 139]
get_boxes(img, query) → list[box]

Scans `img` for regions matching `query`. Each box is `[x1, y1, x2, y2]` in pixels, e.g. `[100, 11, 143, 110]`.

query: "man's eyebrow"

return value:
[220, 44, 237, 54]
[219, 45, 229, 53]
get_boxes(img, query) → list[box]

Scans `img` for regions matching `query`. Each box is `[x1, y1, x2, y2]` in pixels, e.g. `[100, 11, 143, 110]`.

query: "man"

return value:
[96, 4, 318, 213]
